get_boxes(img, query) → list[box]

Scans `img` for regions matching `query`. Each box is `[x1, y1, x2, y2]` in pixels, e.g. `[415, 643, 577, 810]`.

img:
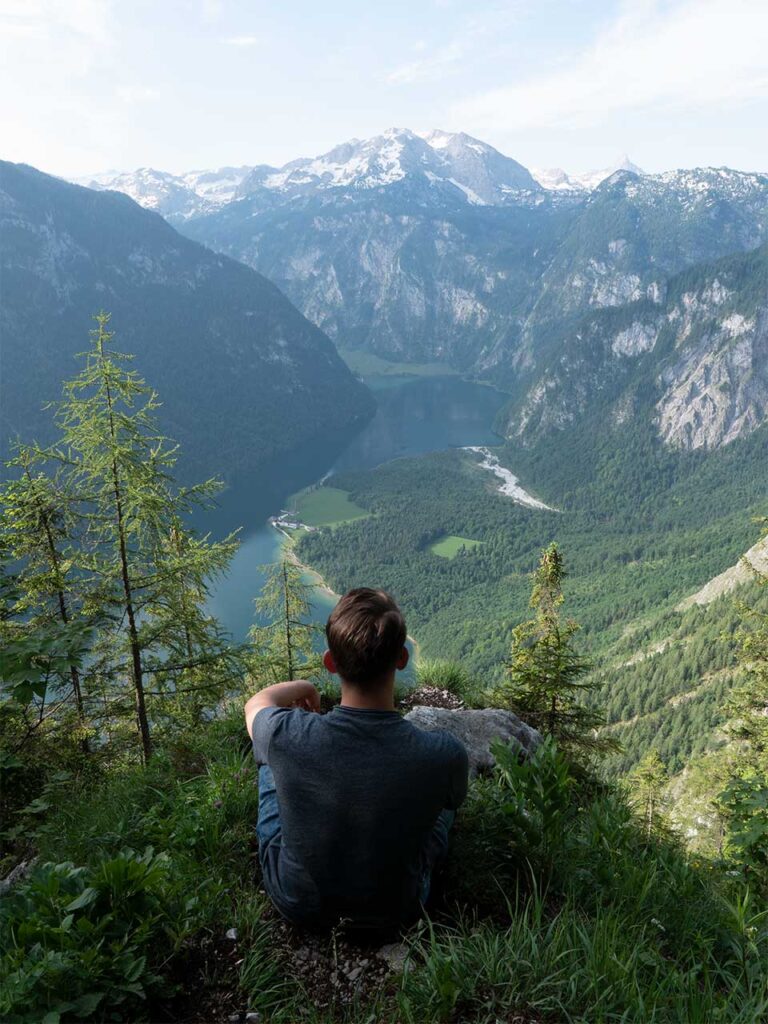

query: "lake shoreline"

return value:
[276, 526, 422, 661]
[277, 526, 340, 603]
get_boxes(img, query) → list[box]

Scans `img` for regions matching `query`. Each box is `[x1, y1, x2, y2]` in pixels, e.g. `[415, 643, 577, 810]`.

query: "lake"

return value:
[204, 375, 508, 643]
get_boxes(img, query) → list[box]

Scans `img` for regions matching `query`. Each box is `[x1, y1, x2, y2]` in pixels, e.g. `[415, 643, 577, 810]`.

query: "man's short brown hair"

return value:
[326, 588, 406, 686]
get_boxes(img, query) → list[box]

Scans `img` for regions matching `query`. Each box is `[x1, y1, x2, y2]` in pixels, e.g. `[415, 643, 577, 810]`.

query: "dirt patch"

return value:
[153, 933, 243, 1023]
[399, 686, 465, 710]
[264, 916, 407, 1016]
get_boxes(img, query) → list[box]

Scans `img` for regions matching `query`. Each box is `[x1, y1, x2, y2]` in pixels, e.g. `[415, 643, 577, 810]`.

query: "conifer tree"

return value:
[144, 519, 243, 729]
[48, 313, 241, 761]
[629, 750, 668, 840]
[494, 543, 616, 761]
[0, 446, 91, 747]
[251, 558, 321, 683]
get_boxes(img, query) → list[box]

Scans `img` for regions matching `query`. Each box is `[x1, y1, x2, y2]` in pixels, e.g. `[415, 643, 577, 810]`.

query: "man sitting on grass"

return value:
[244, 587, 468, 932]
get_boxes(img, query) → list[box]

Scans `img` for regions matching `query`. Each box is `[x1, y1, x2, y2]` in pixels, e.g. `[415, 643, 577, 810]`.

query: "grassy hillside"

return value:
[4, 703, 768, 1023]
[429, 535, 484, 559]
[293, 487, 371, 528]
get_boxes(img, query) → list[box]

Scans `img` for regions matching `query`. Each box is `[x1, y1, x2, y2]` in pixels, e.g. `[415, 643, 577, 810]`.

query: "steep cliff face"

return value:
[0, 161, 373, 479]
[186, 189, 570, 370]
[185, 159, 768, 448]
[181, 128, 566, 371]
[656, 251, 768, 450]
[503, 244, 768, 451]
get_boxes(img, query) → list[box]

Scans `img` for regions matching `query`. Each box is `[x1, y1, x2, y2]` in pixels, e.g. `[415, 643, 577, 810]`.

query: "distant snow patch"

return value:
[447, 178, 487, 205]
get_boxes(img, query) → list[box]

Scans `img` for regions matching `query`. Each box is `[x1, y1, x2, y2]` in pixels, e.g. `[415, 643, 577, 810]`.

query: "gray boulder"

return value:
[0, 858, 36, 896]
[404, 707, 541, 776]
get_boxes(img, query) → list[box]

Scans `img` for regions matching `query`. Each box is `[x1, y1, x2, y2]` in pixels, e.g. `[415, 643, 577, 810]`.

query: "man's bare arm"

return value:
[244, 679, 320, 739]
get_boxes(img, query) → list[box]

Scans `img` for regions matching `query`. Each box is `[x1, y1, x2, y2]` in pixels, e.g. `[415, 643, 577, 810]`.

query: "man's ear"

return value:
[323, 649, 337, 675]
[396, 646, 409, 671]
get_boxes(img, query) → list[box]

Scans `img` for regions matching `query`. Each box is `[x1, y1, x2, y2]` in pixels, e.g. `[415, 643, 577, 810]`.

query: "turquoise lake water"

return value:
[204, 375, 508, 645]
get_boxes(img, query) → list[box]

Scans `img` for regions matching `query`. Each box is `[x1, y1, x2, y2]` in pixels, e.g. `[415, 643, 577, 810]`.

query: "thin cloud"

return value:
[0, 0, 112, 44]
[223, 34, 260, 47]
[451, 0, 768, 132]
[387, 41, 463, 85]
[117, 86, 159, 104]
[200, 0, 223, 22]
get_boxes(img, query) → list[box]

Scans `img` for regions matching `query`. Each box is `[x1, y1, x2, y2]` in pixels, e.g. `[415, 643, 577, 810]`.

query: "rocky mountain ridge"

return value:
[76, 165, 252, 221]
[79, 134, 648, 215]
[530, 155, 644, 192]
[80, 128, 548, 222]
[78, 130, 768, 453]
[235, 127, 540, 206]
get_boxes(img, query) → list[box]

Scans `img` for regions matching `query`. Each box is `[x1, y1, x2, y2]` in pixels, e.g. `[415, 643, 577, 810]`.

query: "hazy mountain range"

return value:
[82, 128, 768, 455]
[530, 155, 645, 193]
[78, 133, 643, 221]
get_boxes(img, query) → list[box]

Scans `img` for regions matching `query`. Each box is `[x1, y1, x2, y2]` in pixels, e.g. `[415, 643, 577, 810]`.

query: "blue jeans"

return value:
[256, 764, 455, 910]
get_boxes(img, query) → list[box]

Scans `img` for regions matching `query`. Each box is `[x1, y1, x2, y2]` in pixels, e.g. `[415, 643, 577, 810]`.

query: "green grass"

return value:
[338, 348, 460, 380]
[8, 717, 768, 1023]
[293, 486, 370, 528]
[429, 534, 483, 559]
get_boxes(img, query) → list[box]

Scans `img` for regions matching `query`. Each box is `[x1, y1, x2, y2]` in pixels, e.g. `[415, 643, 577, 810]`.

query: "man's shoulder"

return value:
[251, 706, 323, 763]
[260, 706, 325, 737]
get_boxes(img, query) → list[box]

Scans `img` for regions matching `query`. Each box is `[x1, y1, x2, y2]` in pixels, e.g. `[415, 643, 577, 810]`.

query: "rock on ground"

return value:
[0, 859, 36, 896]
[404, 706, 540, 775]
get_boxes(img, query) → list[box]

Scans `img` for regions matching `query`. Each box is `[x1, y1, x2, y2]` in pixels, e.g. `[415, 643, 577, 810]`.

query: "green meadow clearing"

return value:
[293, 486, 370, 528]
[429, 534, 484, 559]
[338, 348, 460, 379]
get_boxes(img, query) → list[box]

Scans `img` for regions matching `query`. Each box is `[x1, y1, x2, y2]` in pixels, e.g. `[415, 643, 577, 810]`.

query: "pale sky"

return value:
[2, 0, 768, 179]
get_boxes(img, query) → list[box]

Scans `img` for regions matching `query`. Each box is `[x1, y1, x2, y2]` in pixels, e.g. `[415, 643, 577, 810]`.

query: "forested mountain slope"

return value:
[295, 411, 768, 773]
[0, 161, 373, 479]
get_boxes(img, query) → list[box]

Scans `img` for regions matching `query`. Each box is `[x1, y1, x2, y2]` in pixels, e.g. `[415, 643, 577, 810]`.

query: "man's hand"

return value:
[244, 680, 320, 739]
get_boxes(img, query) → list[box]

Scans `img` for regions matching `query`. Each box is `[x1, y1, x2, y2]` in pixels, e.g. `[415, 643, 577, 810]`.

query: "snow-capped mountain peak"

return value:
[77, 164, 252, 220]
[79, 128, 542, 220]
[531, 156, 645, 192]
[244, 127, 539, 203]
[255, 128, 423, 193]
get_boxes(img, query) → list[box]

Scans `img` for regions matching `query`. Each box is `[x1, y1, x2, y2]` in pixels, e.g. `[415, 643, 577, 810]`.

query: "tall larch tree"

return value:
[50, 313, 241, 761]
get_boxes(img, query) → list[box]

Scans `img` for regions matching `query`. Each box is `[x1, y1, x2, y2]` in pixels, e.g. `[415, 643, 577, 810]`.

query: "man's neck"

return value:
[339, 676, 396, 711]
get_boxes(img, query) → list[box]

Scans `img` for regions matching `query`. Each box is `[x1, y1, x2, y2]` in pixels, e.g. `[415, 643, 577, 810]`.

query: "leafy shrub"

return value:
[720, 768, 768, 885]
[492, 735, 575, 878]
[0, 849, 173, 1024]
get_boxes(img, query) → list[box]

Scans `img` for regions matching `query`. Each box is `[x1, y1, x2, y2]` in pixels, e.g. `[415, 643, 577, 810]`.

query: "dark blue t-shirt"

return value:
[251, 705, 468, 929]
